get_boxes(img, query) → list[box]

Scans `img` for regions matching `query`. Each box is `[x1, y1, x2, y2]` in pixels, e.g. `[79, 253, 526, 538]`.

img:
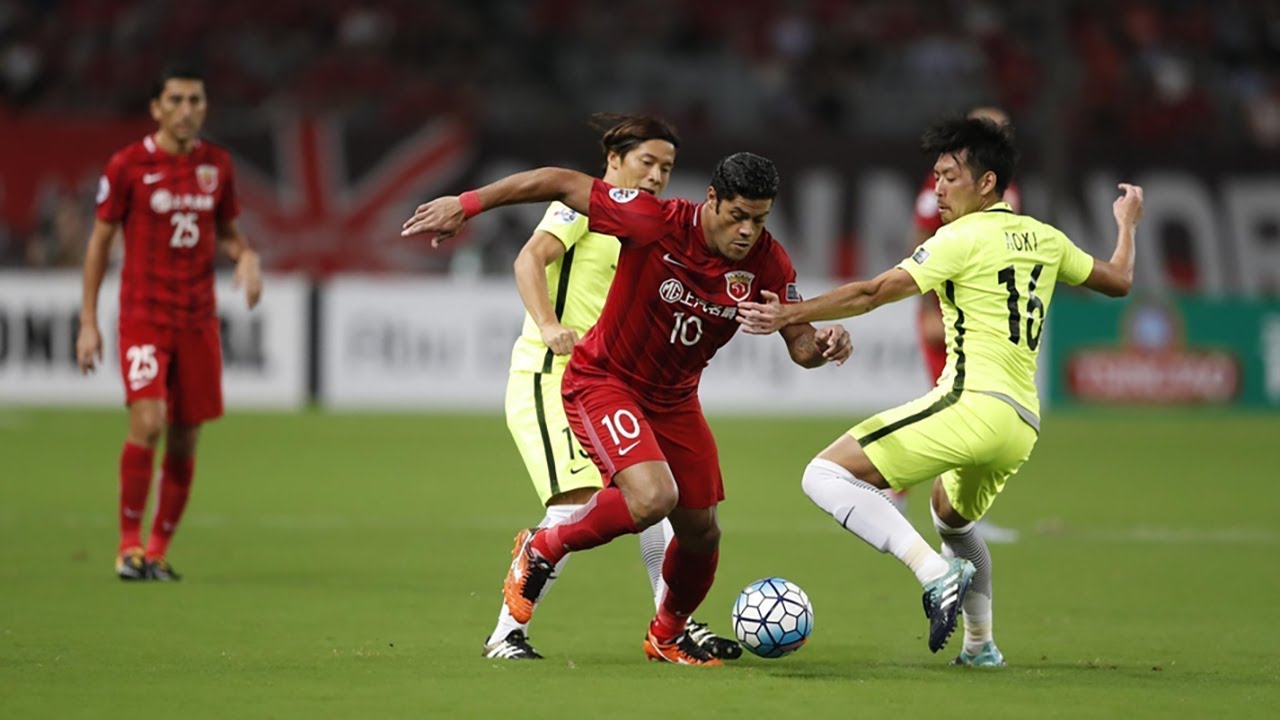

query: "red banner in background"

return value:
[0, 116, 151, 235]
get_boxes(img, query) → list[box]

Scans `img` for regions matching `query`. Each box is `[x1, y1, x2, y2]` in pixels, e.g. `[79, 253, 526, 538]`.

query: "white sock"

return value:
[638, 519, 672, 610]
[932, 504, 994, 654]
[802, 459, 950, 585]
[486, 504, 579, 646]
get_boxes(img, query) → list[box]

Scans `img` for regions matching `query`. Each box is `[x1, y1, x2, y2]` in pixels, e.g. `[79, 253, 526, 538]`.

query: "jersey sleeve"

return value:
[1058, 234, 1095, 286]
[586, 178, 667, 245]
[897, 227, 972, 294]
[95, 152, 130, 223]
[762, 236, 801, 303]
[533, 201, 589, 250]
[216, 158, 241, 222]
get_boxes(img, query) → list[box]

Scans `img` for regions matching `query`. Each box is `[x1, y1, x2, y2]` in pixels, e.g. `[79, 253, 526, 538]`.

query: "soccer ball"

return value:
[731, 577, 814, 658]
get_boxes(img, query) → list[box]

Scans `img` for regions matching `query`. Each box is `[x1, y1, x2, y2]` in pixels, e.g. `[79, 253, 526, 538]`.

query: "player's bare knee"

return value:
[632, 483, 678, 527]
[128, 405, 165, 447]
[930, 479, 971, 529]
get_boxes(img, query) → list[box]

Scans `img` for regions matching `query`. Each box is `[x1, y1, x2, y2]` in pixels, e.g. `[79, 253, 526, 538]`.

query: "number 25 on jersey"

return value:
[169, 212, 199, 248]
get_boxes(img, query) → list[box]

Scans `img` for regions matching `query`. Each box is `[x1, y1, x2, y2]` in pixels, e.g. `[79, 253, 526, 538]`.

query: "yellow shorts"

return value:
[850, 388, 1037, 521]
[505, 370, 603, 505]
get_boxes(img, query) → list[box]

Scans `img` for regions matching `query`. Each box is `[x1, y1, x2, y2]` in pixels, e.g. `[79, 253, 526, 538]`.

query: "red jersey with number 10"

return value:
[95, 134, 240, 327]
[565, 179, 799, 406]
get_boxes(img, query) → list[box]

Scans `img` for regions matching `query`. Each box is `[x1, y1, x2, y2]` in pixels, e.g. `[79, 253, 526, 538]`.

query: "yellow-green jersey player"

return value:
[737, 115, 1144, 666]
[484, 115, 741, 662]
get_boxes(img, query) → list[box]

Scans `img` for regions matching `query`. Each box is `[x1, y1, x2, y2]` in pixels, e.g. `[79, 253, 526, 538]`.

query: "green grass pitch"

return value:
[2, 408, 1278, 718]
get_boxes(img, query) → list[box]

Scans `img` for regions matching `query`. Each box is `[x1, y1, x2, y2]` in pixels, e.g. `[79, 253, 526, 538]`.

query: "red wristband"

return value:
[459, 190, 483, 219]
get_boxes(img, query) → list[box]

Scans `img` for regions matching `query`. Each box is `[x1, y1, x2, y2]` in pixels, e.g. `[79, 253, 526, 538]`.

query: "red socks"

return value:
[145, 454, 195, 561]
[118, 443, 154, 553]
[532, 487, 638, 565]
[650, 537, 719, 641]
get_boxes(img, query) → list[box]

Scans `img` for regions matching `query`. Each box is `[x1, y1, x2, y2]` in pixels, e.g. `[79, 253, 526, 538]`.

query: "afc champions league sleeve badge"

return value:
[608, 187, 639, 204]
[196, 164, 219, 194]
[724, 270, 756, 302]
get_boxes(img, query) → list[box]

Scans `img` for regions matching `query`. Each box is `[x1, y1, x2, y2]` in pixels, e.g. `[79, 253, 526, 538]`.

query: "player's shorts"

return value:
[117, 318, 223, 425]
[505, 369, 603, 506]
[562, 374, 724, 510]
[850, 387, 1037, 521]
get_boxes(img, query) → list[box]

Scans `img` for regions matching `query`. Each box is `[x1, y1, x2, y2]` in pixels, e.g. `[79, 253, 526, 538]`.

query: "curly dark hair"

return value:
[920, 115, 1018, 196]
[710, 152, 779, 203]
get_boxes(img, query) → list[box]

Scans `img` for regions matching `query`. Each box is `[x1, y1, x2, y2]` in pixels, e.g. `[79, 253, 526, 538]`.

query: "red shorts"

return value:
[118, 319, 223, 425]
[563, 375, 724, 509]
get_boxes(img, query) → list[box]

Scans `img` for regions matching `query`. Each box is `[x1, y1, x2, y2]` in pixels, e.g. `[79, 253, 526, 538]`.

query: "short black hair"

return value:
[920, 115, 1018, 196]
[150, 63, 206, 100]
[588, 113, 680, 162]
[710, 152, 779, 202]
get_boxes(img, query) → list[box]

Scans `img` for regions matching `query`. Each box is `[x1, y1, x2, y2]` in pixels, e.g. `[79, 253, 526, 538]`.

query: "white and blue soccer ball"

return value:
[731, 577, 814, 658]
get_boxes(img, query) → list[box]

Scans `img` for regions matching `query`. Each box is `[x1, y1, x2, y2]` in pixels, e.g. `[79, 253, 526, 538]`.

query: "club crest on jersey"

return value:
[196, 164, 219, 193]
[724, 270, 755, 302]
[609, 187, 639, 204]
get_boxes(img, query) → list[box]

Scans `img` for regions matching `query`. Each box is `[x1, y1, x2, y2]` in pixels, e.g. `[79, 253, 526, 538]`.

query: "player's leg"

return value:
[506, 380, 672, 623]
[115, 323, 172, 580]
[801, 390, 977, 652]
[141, 319, 223, 581]
[486, 371, 595, 656]
[932, 394, 1037, 667]
[642, 504, 722, 666]
[142, 422, 200, 581]
[645, 401, 740, 660]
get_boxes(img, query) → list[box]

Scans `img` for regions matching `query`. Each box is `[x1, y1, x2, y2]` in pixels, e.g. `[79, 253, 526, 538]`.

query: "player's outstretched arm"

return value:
[401, 168, 595, 246]
[514, 230, 579, 355]
[737, 269, 921, 334]
[1081, 183, 1143, 298]
[77, 219, 119, 374]
[217, 219, 262, 309]
[779, 323, 852, 368]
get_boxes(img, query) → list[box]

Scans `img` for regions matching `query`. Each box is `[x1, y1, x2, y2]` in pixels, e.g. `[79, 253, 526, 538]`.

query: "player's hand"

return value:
[736, 290, 791, 334]
[1113, 183, 1144, 229]
[234, 249, 263, 309]
[401, 196, 466, 247]
[815, 325, 852, 366]
[540, 322, 580, 355]
[76, 323, 103, 374]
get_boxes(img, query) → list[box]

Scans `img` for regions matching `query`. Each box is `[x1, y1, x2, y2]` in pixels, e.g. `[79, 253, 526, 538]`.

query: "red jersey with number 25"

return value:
[96, 134, 240, 327]
[565, 179, 799, 406]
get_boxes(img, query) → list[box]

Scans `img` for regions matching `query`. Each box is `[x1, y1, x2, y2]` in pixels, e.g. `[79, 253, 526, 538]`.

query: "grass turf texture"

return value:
[1, 408, 1277, 718]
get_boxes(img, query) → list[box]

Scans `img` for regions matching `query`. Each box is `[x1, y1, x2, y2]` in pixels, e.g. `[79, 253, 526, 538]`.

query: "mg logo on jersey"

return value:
[724, 271, 755, 302]
[150, 189, 214, 214]
[659, 278, 686, 303]
[196, 164, 219, 193]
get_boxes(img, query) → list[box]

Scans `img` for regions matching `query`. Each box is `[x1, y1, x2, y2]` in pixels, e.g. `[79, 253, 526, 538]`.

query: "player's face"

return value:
[150, 79, 207, 145]
[608, 139, 677, 197]
[933, 151, 993, 224]
[704, 189, 772, 261]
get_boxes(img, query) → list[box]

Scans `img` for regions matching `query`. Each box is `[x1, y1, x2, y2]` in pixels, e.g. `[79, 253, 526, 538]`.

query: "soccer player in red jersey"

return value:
[403, 153, 852, 665]
[76, 65, 262, 581]
[896, 107, 1021, 544]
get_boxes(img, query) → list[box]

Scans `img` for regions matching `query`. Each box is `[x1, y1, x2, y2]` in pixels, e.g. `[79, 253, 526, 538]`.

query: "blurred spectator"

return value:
[0, 0, 1275, 150]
